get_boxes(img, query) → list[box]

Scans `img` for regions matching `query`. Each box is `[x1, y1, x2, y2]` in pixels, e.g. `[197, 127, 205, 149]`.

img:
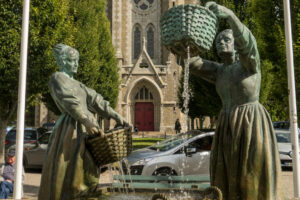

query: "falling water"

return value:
[182, 46, 191, 131]
[108, 164, 116, 195]
[118, 161, 129, 194]
[178, 46, 191, 199]
[122, 158, 136, 194]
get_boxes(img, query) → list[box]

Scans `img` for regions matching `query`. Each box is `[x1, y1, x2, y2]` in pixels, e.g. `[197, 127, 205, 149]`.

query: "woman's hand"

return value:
[82, 117, 103, 137]
[205, 1, 233, 19]
[87, 127, 104, 137]
[114, 113, 130, 128]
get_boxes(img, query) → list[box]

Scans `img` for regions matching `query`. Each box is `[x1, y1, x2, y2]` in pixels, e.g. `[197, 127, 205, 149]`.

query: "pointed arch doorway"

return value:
[134, 85, 155, 131]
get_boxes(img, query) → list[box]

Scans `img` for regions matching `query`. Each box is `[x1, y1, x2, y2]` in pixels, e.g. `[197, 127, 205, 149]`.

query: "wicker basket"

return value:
[86, 126, 132, 167]
[160, 4, 218, 56]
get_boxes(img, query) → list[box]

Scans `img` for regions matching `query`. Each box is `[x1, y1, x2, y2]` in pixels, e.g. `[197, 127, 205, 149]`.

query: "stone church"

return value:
[35, 0, 207, 132]
[106, 0, 202, 132]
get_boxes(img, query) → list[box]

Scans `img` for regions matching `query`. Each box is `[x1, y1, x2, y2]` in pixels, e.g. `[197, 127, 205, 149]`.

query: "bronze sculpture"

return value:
[38, 44, 126, 200]
[177, 2, 283, 199]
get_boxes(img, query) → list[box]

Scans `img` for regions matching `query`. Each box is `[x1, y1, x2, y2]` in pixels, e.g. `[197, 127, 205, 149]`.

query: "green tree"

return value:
[180, 0, 289, 123]
[0, 0, 73, 163]
[0, 0, 119, 163]
[42, 0, 119, 114]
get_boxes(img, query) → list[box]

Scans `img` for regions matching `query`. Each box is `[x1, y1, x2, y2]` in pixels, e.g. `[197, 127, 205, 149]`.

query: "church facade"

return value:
[106, 0, 200, 132]
[35, 0, 203, 132]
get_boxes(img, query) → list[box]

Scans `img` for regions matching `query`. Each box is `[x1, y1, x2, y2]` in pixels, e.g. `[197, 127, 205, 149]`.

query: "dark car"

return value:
[273, 121, 300, 134]
[42, 122, 55, 131]
[5, 128, 38, 150]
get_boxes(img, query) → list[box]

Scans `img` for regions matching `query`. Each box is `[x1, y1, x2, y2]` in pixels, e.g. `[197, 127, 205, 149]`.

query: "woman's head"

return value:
[215, 29, 235, 59]
[53, 44, 79, 76]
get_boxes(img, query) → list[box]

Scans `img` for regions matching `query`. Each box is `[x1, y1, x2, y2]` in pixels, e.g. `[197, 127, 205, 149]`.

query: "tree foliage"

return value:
[179, 0, 298, 124]
[42, 0, 119, 113]
[0, 0, 118, 162]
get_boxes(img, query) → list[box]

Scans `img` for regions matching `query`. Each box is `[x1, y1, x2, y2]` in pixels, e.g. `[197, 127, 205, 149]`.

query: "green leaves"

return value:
[0, 0, 119, 117]
[178, 0, 298, 123]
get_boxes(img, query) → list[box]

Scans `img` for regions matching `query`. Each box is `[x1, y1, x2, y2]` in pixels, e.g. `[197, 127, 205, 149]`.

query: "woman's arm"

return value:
[49, 72, 101, 136]
[206, 2, 260, 73]
[83, 85, 126, 127]
[189, 56, 221, 84]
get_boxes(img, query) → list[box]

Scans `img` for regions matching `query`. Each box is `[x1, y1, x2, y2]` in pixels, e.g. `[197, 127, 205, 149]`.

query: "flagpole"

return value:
[282, 0, 300, 197]
[13, 0, 30, 199]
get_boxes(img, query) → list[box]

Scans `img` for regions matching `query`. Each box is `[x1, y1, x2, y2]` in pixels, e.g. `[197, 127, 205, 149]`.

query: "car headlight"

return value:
[132, 158, 153, 166]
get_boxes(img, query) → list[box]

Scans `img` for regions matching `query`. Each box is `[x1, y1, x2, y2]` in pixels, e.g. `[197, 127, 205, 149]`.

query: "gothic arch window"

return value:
[135, 86, 154, 101]
[146, 25, 154, 59]
[133, 25, 142, 59]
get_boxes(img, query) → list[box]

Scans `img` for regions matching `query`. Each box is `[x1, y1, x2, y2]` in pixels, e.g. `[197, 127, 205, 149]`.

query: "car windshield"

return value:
[6, 130, 37, 141]
[148, 133, 197, 152]
[275, 132, 291, 143]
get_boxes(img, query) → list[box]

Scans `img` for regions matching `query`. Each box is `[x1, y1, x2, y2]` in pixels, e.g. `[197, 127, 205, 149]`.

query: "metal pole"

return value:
[283, 0, 300, 197]
[13, 0, 30, 199]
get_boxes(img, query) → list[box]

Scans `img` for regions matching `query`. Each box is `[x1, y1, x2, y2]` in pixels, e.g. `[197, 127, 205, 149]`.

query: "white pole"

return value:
[13, 0, 30, 199]
[283, 0, 300, 197]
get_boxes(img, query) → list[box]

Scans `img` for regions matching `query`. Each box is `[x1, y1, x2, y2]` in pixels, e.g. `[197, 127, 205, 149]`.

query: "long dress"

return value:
[38, 72, 118, 200]
[190, 25, 283, 199]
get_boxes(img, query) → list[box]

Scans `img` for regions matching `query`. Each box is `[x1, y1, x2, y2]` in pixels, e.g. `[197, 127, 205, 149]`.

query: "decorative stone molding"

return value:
[123, 38, 166, 87]
[112, 0, 123, 58]
[132, 0, 158, 15]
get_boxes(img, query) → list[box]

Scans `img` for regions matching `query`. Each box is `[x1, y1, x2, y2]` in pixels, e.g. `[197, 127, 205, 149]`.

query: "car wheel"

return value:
[152, 167, 177, 176]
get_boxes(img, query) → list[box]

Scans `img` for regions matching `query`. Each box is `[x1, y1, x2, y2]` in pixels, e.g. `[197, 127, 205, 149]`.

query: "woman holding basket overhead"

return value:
[179, 2, 282, 199]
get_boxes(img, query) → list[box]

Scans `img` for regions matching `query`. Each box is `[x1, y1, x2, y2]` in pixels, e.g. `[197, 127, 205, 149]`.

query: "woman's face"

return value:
[63, 48, 79, 75]
[216, 32, 234, 56]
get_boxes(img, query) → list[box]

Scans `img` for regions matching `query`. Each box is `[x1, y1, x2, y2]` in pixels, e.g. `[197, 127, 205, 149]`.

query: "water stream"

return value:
[182, 46, 191, 131]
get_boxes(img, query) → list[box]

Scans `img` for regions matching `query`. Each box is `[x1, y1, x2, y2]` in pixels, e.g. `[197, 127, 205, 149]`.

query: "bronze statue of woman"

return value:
[38, 44, 126, 200]
[185, 2, 283, 199]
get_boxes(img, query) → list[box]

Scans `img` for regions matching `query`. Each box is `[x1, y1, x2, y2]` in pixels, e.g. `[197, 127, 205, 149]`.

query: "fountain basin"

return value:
[96, 187, 222, 200]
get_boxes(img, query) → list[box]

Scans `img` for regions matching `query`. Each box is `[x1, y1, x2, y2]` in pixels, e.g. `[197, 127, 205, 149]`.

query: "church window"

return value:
[133, 0, 154, 11]
[134, 26, 141, 59]
[140, 3, 148, 10]
[135, 86, 153, 101]
[147, 26, 154, 59]
[140, 88, 144, 99]
[145, 88, 149, 99]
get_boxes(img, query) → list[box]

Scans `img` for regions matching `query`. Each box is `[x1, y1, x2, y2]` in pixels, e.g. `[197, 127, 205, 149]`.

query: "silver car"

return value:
[124, 132, 214, 176]
[9, 131, 51, 170]
[23, 131, 51, 169]
[275, 129, 299, 168]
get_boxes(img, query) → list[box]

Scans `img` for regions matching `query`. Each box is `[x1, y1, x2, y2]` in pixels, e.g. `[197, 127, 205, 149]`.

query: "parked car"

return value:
[124, 131, 214, 176]
[6, 126, 14, 134]
[23, 131, 52, 169]
[42, 122, 56, 131]
[8, 131, 52, 170]
[5, 128, 38, 150]
[275, 129, 296, 168]
[273, 121, 300, 133]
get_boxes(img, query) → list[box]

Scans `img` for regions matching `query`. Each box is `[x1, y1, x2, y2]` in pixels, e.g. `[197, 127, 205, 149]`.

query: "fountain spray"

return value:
[182, 46, 191, 131]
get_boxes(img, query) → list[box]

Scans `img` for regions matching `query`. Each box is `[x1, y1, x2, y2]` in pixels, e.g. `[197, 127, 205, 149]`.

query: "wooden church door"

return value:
[135, 102, 154, 131]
